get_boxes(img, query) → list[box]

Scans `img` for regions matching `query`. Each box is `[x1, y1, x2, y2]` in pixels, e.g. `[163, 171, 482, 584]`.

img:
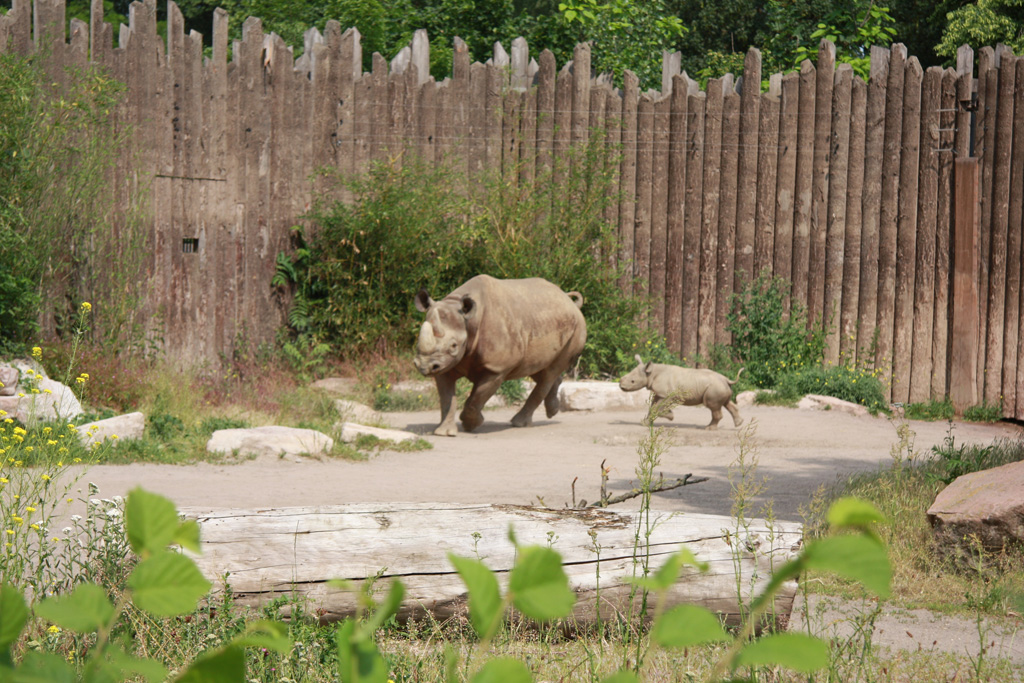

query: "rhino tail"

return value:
[568, 291, 584, 308]
[729, 368, 745, 385]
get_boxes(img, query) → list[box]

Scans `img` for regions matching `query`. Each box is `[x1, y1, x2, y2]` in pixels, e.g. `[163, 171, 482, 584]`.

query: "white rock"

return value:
[338, 422, 420, 444]
[558, 381, 651, 411]
[335, 400, 388, 426]
[796, 394, 869, 417]
[79, 412, 145, 447]
[735, 390, 759, 408]
[8, 378, 84, 425]
[0, 366, 18, 396]
[207, 426, 334, 461]
[312, 377, 359, 395]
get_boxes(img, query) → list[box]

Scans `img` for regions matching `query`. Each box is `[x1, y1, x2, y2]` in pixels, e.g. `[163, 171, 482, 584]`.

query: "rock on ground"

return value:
[335, 400, 388, 426]
[0, 378, 83, 425]
[927, 459, 1024, 557]
[79, 412, 146, 448]
[311, 377, 359, 395]
[558, 381, 650, 411]
[207, 426, 333, 461]
[797, 394, 870, 417]
[337, 422, 420, 444]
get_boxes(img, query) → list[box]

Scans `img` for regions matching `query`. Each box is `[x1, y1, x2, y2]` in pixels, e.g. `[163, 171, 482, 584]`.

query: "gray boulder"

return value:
[560, 381, 650, 411]
[337, 422, 420, 444]
[796, 394, 869, 418]
[335, 400, 388, 426]
[0, 366, 17, 396]
[927, 460, 1024, 558]
[79, 412, 146, 448]
[207, 426, 333, 461]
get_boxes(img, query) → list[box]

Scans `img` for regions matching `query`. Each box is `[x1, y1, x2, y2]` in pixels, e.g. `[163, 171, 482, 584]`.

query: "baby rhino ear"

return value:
[415, 289, 434, 313]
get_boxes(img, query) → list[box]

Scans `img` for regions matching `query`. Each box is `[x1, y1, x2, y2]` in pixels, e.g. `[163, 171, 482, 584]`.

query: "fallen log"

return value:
[182, 503, 802, 627]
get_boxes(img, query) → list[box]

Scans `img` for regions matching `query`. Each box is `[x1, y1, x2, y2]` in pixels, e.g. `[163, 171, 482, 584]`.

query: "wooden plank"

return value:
[604, 86, 624, 274]
[808, 41, 836, 328]
[698, 79, 724, 361]
[418, 79, 437, 166]
[754, 76, 781, 280]
[184, 504, 802, 627]
[976, 47, 995, 397]
[553, 61, 572, 185]
[824, 64, 852, 364]
[931, 68, 957, 400]
[773, 73, 799, 293]
[858, 47, 889, 364]
[875, 43, 906, 397]
[952, 158, 981, 413]
[520, 86, 537, 189]
[571, 42, 591, 151]
[485, 59, 504, 174]
[683, 92, 706, 359]
[502, 86, 520, 179]
[535, 50, 556, 180]
[985, 50, 1016, 406]
[734, 48, 761, 288]
[650, 95, 671, 333]
[617, 71, 639, 291]
[633, 94, 655, 300]
[1009, 59, 1024, 416]
[840, 77, 867, 360]
[791, 60, 816, 316]
[665, 74, 689, 354]
[892, 57, 923, 405]
[468, 62, 487, 175]
[715, 87, 740, 346]
[909, 66, 943, 404]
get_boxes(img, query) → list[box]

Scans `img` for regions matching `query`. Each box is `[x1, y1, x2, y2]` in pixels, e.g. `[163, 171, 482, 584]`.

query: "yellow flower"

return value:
[4, 530, 13, 536]
[40, 474, 50, 481]
[111, 434, 118, 440]
[80, 302, 92, 313]
[31, 347, 42, 359]
[12, 516, 23, 525]
[25, 506, 35, 513]
[0, 478, 7, 484]
[47, 625, 61, 634]
[30, 524, 39, 530]
[43, 388, 51, 394]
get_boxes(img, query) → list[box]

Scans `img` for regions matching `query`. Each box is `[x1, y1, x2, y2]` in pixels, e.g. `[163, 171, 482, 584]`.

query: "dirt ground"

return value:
[73, 400, 1024, 667]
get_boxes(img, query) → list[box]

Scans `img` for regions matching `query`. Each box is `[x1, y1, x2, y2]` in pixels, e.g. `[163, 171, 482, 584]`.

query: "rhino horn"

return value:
[418, 322, 437, 353]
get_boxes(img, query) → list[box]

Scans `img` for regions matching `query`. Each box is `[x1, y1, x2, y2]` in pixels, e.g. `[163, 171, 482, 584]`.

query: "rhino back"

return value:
[461, 276, 586, 377]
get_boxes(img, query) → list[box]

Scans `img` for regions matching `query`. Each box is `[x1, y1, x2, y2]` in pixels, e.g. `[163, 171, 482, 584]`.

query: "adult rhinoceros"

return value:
[413, 275, 587, 436]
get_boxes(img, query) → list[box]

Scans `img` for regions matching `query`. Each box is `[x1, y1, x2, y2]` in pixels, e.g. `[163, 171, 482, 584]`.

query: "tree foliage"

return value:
[936, 0, 1024, 57]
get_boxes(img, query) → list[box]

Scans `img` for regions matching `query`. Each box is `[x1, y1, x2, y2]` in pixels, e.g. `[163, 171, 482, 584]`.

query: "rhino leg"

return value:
[544, 376, 562, 418]
[460, 374, 504, 432]
[706, 406, 723, 430]
[645, 395, 674, 425]
[513, 369, 561, 427]
[434, 374, 459, 437]
[726, 400, 743, 427]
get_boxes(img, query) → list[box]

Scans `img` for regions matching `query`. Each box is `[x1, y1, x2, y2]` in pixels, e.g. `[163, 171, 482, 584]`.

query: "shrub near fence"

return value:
[1, 0, 1022, 417]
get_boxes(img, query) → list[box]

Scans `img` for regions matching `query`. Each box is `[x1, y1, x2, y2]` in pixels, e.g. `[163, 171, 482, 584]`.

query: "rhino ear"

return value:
[644, 361, 654, 374]
[415, 289, 434, 313]
[460, 295, 476, 317]
[634, 354, 643, 366]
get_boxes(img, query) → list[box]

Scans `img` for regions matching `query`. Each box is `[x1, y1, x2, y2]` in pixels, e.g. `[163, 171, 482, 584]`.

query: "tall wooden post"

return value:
[951, 157, 980, 413]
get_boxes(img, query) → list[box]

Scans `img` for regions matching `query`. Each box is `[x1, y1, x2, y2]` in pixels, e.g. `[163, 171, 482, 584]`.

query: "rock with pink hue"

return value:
[207, 426, 333, 462]
[796, 394, 869, 418]
[79, 412, 146, 448]
[0, 366, 18, 396]
[927, 460, 1024, 557]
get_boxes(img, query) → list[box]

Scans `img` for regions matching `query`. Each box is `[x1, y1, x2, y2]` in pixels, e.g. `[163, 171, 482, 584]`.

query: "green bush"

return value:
[776, 364, 889, 413]
[903, 398, 956, 421]
[725, 271, 827, 388]
[277, 138, 659, 379]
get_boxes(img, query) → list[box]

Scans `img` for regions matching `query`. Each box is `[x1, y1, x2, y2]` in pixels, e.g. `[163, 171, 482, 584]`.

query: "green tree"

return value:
[936, 0, 1024, 57]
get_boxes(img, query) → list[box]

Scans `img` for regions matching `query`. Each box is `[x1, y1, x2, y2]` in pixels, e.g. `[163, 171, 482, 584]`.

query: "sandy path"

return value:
[74, 403, 1020, 522]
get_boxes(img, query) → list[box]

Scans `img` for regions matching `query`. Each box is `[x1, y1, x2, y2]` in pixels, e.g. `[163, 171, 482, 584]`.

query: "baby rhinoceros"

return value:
[619, 355, 744, 429]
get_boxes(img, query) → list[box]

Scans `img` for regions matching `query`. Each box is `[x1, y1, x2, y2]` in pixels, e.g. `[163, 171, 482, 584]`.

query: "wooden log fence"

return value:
[3, 0, 1024, 419]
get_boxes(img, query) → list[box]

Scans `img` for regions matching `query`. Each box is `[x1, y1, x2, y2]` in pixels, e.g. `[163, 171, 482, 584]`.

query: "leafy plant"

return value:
[963, 400, 1003, 423]
[1, 487, 293, 680]
[776, 363, 889, 413]
[725, 271, 828, 388]
[903, 398, 956, 421]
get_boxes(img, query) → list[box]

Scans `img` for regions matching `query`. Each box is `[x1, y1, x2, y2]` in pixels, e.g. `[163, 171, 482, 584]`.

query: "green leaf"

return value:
[470, 657, 533, 683]
[174, 520, 202, 554]
[449, 554, 503, 638]
[174, 646, 245, 683]
[365, 579, 405, 632]
[125, 488, 181, 556]
[601, 670, 641, 683]
[651, 605, 730, 648]
[128, 550, 212, 617]
[229, 620, 292, 654]
[101, 646, 169, 682]
[508, 546, 576, 622]
[734, 633, 829, 673]
[827, 498, 887, 531]
[9, 651, 75, 683]
[803, 535, 891, 598]
[34, 584, 114, 633]
[0, 584, 29, 651]
[629, 548, 707, 591]
[336, 619, 389, 683]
